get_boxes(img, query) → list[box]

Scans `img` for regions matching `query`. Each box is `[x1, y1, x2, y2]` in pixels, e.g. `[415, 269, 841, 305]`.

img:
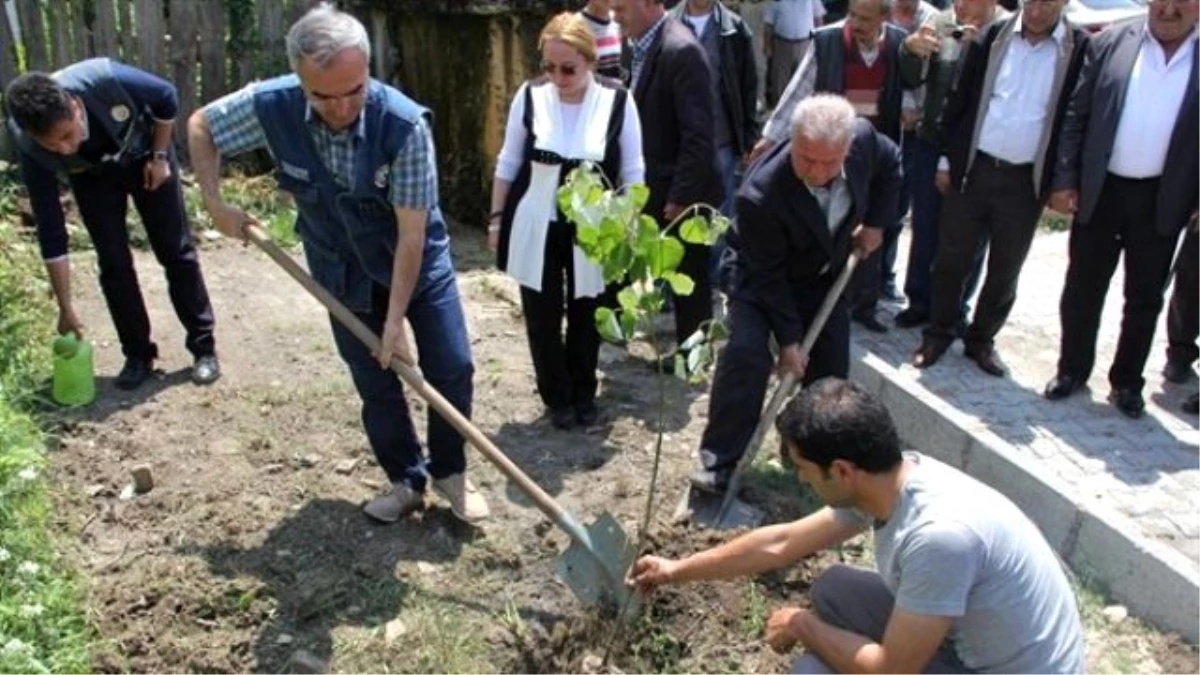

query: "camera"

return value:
[940, 24, 966, 40]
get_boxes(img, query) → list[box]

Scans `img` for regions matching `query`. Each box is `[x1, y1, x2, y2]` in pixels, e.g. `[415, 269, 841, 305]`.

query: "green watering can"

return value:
[52, 334, 96, 406]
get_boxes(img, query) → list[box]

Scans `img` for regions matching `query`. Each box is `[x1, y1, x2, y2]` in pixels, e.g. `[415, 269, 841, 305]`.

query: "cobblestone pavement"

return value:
[857, 229, 1199, 567]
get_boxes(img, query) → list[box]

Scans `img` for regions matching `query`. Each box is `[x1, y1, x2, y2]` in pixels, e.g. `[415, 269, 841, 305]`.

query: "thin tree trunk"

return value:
[168, 0, 198, 159]
[14, 0, 49, 71]
[93, 0, 120, 59]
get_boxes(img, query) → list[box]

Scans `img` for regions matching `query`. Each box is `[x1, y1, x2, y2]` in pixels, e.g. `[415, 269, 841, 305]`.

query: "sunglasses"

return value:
[542, 62, 580, 76]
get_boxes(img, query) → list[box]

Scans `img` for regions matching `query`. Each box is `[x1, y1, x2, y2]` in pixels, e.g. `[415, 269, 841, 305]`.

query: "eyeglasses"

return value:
[542, 62, 580, 77]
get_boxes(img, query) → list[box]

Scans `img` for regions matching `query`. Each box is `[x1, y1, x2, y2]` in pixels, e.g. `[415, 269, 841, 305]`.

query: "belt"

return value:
[976, 151, 1032, 170]
[774, 34, 812, 42]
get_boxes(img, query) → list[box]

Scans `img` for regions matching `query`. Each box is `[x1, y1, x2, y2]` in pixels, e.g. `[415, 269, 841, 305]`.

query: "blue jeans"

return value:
[710, 145, 740, 285]
[327, 241, 474, 491]
[903, 136, 986, 316]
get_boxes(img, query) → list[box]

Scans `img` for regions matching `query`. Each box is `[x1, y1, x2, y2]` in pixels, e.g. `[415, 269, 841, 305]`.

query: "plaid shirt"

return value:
[203, 82, 437, 210]
[630, 14, 668, 91]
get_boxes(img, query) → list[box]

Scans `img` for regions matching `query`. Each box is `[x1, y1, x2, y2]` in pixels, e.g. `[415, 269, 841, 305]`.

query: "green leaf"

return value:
[662, 271, 695, 297]
[679, 215, 711, 245]
[680, 327, 706, 351]
[646, 237, 685, 277]
[628, 183, 650, 212]
[672, 353, 687, 380]
[595, 307, 624, 343]
[617, 287, 640, 315]
[707, 319, 731, 343]
[620, 311, 638, 340]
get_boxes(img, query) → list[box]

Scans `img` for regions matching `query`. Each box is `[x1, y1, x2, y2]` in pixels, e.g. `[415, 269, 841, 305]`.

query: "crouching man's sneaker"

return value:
[363, 482, 425, 523]
[433, 474, 490, 523]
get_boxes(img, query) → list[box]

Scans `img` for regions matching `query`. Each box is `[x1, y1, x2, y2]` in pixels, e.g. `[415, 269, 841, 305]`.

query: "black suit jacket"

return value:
[633, 17, 724, 219]
[727, 119, 903, 346]
[940, 16, 1088, 200]
[1051, 18, 1198, 236]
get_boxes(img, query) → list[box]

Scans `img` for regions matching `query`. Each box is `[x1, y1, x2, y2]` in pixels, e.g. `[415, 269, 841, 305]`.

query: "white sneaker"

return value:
[432, 474, 490, 523]
[363, 482, 425, 523]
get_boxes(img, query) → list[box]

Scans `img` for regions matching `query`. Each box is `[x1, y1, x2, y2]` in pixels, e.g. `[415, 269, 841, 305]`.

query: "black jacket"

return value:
[667, 1, 760, 154]
[633, 16, 724, 219]
[939, 15, 1088, 200]
[1051, 18, 1198, 236]
[727, 119, 903, 346]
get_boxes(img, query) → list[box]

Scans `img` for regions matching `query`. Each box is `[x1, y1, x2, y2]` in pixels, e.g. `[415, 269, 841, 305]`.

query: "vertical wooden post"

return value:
[1, 4, 21, 86]
[198, 0, 227, 102]
[48, 1, 72, 67]
[93, 0, 121, 59]
[167, 0, 197, 158]
[135, 0, 166, 76]
[15, 0, 49, 71]
[72, 0, 91, 60]
[118, 0, 135, 63]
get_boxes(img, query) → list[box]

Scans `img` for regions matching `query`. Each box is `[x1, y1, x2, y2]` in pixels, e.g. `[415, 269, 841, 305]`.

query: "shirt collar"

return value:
[1012, 11, 1067, 44]
[635, 14, 669, 57]
[1141, 21, 1199, 59]
[304, 102, 367, 139]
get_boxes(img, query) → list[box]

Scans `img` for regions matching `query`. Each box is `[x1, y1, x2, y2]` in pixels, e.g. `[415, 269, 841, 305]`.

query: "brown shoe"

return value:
[432, 474, 490, 523]
[964, 345, 1007, 377]
[911, 340, 948, 369]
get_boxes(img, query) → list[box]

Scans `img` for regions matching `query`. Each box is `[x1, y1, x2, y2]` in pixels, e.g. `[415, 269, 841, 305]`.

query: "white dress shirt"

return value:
[1108, 25, 1198, 178]
[765, 0, 826, 40]
[976, 17, 1067, 164]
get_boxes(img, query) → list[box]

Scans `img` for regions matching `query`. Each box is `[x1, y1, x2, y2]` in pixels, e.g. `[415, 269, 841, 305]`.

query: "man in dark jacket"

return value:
[5, 59, 220, 391]
[615, 0, 724, 362]
[911, 6, 1087, 377]
[1043, 8, 1198, 418]
[753, 0, 911, 334]
[668, 0, 759, 217]
[690, 94, 899, 493]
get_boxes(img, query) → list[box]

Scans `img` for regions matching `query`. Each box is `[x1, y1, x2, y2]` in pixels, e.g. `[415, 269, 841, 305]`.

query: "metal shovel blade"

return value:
[672, 485, 765, 530]
[556, 511, 640, 613]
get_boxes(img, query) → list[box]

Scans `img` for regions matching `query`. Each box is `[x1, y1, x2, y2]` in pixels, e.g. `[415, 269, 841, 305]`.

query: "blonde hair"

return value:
[539, 12, 598, 63]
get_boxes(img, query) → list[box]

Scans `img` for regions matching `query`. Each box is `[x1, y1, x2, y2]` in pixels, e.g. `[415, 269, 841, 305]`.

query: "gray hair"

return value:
[790, 94, 857, 147]
[286, 3, 371, 70]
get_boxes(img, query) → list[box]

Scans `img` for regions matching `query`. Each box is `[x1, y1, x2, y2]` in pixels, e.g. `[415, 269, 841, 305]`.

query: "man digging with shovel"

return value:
[187, 4, 488, 524]
[629, 378, 1087, 674]
[690, 94, 899, 496]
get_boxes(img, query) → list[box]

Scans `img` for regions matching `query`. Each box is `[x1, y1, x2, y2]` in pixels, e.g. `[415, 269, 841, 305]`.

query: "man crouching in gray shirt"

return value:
[628, 378, 1085, 673]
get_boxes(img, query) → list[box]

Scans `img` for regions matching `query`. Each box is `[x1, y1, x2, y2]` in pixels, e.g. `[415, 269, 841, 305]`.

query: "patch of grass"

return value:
[741, 581, 768, 638]
[1039, 208, 1072, 233]
[0, 173, 93, 673]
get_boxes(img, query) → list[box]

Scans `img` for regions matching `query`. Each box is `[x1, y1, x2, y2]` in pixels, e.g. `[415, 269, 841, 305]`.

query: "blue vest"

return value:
[9, 57, 151, 174]
[252, 76, 448, 312]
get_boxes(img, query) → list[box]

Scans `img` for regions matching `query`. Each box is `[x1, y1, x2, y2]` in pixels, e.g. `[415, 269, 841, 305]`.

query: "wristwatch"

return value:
[152, 150, 170, 162]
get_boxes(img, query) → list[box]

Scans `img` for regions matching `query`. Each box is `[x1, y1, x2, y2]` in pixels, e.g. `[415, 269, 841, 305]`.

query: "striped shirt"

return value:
[201, 81, 437, 210]
[631, 14, 668, 91]
[581, 9, 625, 80]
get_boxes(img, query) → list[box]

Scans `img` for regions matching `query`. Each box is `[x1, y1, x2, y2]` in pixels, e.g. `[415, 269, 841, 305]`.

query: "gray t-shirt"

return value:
[834, 453, 1086, 674]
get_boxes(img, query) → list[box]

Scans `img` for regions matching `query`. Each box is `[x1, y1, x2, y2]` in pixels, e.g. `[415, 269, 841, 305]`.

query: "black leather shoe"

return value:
[853, 312, 889, 333]
[550, 406, 575, 430]
[1183, 393, 1199, 414]
[964, 345, 1007, 377]
[1163, 359, 1195, 384]
[1108, 388, 1145, 419]
[911, 340, 948, 369]
[116, 358, 153, 390]
[575, 401, 599, 427]
[191, 355, 221, 385]
[689, 467, 733, 495]
[894, 308, 929, 328]
[1044, 373, 1087, 400]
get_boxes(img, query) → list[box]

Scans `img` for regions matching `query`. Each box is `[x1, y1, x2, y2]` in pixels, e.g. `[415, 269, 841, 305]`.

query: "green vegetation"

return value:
[0, 166, 92, 673]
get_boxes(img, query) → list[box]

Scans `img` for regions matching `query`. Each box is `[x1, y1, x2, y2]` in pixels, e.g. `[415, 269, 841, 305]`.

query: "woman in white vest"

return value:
[488, 12, 645, 431]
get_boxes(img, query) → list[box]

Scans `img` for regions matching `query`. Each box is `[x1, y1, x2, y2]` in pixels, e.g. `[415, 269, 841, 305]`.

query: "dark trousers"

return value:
[852, 136, 908, 316]
[790, 565, 971, 674]
[675, 237, 714, 347]
[925, 158, 1041, 350]
[69, 161, 215, 361]
[904, 136, 987, 315]
[698, 283, 850, 473]
[327, 244, 472, 491]
[1166, 227, 1199, 368]
[519, 222, 601, 411]
[1057, 175, 1182, 390]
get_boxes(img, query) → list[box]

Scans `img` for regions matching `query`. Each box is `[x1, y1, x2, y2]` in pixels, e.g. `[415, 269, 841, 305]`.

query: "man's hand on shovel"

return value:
[210, 202, 257, 241]
[378, 313, 416, 369]
[777, 344, 809, 379]
[851, 224, 883, 257]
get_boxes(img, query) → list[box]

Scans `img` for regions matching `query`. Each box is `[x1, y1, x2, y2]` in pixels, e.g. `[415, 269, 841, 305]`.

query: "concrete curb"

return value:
[849, 347, 1200, 643]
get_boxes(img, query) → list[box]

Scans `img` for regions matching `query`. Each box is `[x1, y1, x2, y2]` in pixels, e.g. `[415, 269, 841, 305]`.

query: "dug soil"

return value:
[45, 224, 1197, 673]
